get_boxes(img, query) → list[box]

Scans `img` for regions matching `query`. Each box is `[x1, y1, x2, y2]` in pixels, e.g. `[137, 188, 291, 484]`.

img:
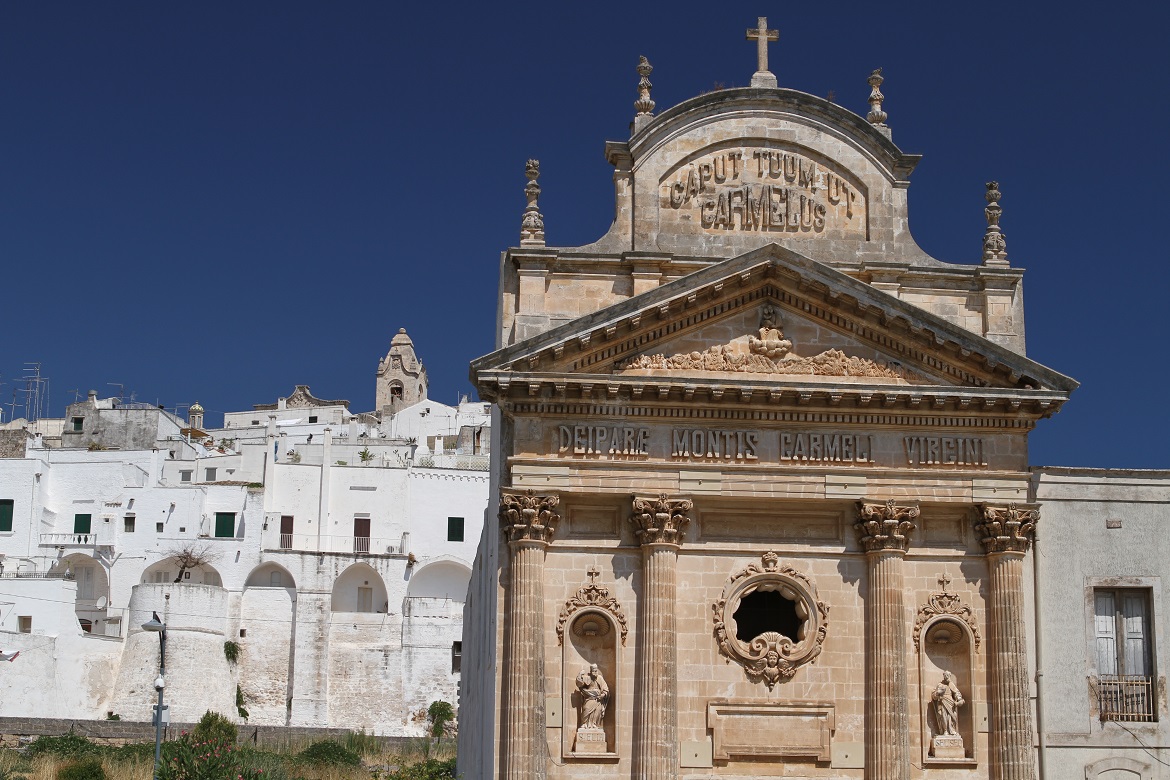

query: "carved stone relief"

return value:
[913, 573, 981, 651]
[929, 671, 966, 759]
[499, 489, 560, 545]
[976, 503, 1038, 554]
[629, 495, 693, 546]
[855, 499, 920, 553]
[556, 566, 629, 647]
[711, 552, 829, 688]
[572, 664, 609, 754]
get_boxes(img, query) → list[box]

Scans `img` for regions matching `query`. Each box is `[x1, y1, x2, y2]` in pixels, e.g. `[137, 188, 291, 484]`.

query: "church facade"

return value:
[459, 23, 1082, 780]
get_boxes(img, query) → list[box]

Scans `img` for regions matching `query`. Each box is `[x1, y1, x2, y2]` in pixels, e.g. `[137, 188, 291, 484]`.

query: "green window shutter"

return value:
[74, 514, 92, 534]
[0, 500, 13, 532]
[214, 512, 236, 538]
[447, 516, 465, 542]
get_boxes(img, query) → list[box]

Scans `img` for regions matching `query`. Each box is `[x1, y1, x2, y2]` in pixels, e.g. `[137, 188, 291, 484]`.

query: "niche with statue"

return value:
[914, 574, 980, 765]
[556, 568, 626, 759]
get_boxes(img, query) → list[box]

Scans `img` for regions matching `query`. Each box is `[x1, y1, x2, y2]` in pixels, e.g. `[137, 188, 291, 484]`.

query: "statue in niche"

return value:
[747, 304, 792, 359]
[573, 664, 610, 753]
[930, 671, 966, 758]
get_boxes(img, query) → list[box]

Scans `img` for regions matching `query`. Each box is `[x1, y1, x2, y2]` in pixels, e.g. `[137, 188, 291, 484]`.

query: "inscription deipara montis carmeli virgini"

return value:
[663, 148, 863, 234]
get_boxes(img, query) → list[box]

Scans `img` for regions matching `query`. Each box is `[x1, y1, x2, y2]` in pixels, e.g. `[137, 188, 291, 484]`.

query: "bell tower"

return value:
[375, 328, 428, 416]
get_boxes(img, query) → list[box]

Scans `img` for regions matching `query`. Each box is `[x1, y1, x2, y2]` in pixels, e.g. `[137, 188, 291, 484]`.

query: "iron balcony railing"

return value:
[1099, 675, 1157, 722]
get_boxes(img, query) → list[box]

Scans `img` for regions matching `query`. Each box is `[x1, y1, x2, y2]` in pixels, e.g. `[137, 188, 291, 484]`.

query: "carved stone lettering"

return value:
[663, 148, 864, 236]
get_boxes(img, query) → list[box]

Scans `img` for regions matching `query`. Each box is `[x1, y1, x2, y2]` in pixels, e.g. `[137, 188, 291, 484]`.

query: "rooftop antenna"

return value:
[107, 383, 124, 402]
[67, 389, 81, 403]
[15, 364, 49, 422]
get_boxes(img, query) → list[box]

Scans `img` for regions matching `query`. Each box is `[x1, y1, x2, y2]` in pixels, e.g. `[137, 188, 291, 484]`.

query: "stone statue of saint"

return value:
[931, 671, 964, 737]
[575, 664, 609, 729]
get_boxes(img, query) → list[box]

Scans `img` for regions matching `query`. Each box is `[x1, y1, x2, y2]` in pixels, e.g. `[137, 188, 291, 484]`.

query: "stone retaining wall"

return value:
[0, 717, 413, 750]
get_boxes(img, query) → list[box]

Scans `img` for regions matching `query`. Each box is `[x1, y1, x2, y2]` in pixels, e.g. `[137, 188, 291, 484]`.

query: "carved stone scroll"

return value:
[711, 552, 829, 689]
[914, 574, 981, 651]
[630, 494, 693, 546]
[499, 489, 560, 545]
[975, 503, 1038, 554]
[557, 566, 629, 646]
[855, 499, 920, 553]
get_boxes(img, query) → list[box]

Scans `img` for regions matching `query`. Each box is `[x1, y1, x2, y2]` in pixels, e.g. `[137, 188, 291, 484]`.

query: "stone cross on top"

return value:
[586, 565, 601, 585]
[746, 17, 779, 89]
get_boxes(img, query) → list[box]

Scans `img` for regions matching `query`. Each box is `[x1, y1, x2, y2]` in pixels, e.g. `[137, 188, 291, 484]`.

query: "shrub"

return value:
[383, 758, 457, 780]
[296, 740, 361, 767]
[26, 735, 103, 759]
[235, 685, 249, 720]
[159, 732, 259, 780]
[223, 641, 240, 664]
[343, 729, 381, 757]
[190, 710, 237, 746]
[427, 701, 455, 742]
[56, 759, 106, 780]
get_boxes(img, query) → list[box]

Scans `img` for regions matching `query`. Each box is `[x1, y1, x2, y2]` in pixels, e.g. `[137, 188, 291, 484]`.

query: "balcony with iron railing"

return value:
[1098, 675, 1158, 722]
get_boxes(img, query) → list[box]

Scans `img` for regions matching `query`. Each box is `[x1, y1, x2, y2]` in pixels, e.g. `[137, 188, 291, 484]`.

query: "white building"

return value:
[0, 332, 489, 734]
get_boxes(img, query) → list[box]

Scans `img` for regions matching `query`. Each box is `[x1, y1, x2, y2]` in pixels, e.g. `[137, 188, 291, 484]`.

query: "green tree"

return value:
[427, 700, 455, 742]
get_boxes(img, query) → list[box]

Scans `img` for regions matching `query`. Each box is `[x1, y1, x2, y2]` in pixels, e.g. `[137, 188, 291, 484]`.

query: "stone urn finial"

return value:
[867, 68, 887, 126]
[982, 181, 1008, 266]
[520, 160, 545, 247]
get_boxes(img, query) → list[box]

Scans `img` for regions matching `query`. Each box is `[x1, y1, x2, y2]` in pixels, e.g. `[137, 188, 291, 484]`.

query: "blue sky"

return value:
[1, 2, 1166, 468]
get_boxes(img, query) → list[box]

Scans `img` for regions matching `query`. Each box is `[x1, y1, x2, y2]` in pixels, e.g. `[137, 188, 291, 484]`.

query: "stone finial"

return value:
[499, 488, 560, 545]
[975, 503, 1038, 554]
[982, 181, 1009, 266]
[634, 56, 655, 117]
[519, 160, 545, 247]
[866, 68, 887, 126]
[746, 17, 779, 89]
[630, 494, 693, 546]
[855, 498, 919, 553]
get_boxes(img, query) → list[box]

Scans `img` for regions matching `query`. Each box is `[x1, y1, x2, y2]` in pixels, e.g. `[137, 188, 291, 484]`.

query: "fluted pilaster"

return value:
[978, 504, 1039, 780]
[500, 490, 559, 780]
[631, 495, 692, 780]
[857, 500, 918, 780]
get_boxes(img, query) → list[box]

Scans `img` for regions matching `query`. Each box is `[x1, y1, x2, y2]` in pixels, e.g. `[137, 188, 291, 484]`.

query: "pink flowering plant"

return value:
[158, 730, 262, 780]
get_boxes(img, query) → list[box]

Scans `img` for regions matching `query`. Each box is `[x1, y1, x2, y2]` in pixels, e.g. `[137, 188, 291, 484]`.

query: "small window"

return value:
[251, 420, 259, 426]
[270, 571, 283, 587]
[447, 517, 465, 543]
[179, 470, 192, 483]
[0, 499, 13, 532]
[183, 571, 191, 580]
[123, 515, 135, 532]
[178, 527, 185, 533]
[74, 514, 92, 535]
[71, 417, 84, 432]
[155, 522, 164, 533]
[451, 641, 462, 674]
[1095, 588, 1157, 722]
[18, 616, 32, 633]
[239, 628, 247, 638]
[214, 512, 236, 538]
[308, 416, 318, 424]
[153, 571, 170, 583]
[205, 467, 217, 481]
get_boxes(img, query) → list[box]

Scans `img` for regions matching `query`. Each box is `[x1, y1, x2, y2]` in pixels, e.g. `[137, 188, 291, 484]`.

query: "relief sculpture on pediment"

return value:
[615, 305, 917, 380]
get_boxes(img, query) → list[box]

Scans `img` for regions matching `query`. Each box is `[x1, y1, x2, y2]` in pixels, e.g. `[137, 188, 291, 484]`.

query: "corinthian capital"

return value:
[630, 494, 693, 547]
[976, 503, 1038, 554]
[855, 498, 919, 553]
[499, 489, 560, 545]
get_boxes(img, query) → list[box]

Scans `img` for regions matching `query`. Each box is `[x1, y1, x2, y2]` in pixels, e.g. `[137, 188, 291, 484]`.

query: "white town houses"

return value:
[0, 330, 489, 735]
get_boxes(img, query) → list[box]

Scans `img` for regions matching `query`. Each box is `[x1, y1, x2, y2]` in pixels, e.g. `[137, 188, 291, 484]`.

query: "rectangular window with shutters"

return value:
[74, 514, 92, 534]
[451, 641, 462, 674]
[124, 515, 135, 533]
[0, 499, 13, 532]
[214, 512, 236, 538]
[447, 517, 464, 542]
[1095, 588, 1157, 722]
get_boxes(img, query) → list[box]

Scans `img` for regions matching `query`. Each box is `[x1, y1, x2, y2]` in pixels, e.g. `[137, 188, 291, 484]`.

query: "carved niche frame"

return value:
[712, 551, 828, 689]
[557, 567, 626, 760]
[915, 573, 980, 767]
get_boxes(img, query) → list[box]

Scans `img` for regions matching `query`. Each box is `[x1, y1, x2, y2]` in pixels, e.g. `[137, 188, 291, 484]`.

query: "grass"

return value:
[1, 733, 457, 780]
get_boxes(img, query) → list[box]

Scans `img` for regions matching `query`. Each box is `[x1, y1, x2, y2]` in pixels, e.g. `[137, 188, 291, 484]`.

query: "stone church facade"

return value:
[459, 24, 1082, 780]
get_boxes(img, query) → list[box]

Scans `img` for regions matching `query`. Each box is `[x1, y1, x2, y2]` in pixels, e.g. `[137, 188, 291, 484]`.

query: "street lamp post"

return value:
[142, 612, 167, 780]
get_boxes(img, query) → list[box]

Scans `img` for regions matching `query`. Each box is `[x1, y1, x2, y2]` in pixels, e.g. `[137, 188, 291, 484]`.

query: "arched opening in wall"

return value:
[331, 563, 388, 613]
[51, 553, 110, 635]
[389, 382, 404, 402]
[733, 585, 805, 643]
[404, 560, 471, 618]
[562, 609, 620, 757]
[919, 616, 976, 763]
[141, 556, 223, 587]
[245, 563, 296, 589]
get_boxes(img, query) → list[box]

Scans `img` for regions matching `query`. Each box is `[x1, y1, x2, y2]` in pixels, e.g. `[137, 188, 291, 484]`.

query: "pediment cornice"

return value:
[472, 245, 1076, 401]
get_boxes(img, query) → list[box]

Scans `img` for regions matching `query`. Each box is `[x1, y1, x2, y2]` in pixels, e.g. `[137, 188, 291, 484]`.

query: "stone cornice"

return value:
[975, 503, 1038, 554]
[473, 246, 1078, 396]
[630, 494, 693, 547]
[479, 372, 1065, 421]
[499, 489, 560, 546]
[855, 499, 919, 553]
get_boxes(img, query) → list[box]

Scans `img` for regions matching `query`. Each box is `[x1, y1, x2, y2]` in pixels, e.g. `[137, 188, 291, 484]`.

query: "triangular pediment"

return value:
[472, 245, 1076, 414]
